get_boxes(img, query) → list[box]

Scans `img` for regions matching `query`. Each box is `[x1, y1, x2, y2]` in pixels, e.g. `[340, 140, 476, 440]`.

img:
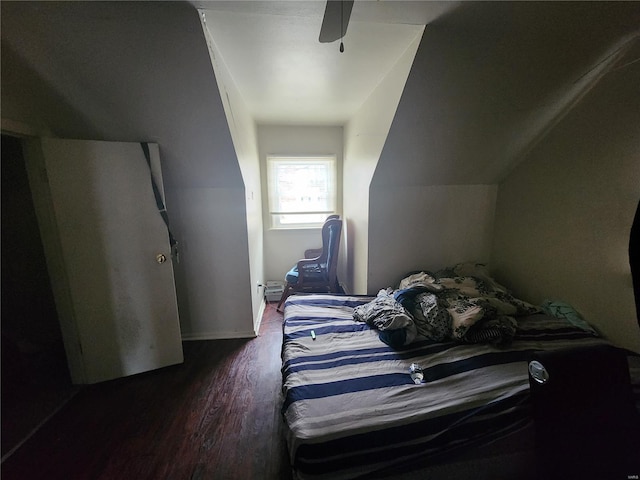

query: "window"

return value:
[267, 156, 337, 228]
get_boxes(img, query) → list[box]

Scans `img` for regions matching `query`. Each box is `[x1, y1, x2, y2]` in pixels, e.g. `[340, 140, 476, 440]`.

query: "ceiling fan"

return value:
[319, 0, 354, 52]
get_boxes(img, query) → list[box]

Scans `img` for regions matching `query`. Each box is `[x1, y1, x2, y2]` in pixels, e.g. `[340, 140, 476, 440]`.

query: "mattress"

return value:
[280, 293, 640, 480]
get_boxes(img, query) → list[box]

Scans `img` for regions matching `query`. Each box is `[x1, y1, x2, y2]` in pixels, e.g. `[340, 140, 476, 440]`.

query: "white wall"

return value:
[371, 3, 640, 188]
[343, 31, 422, 294]
[368, 185, 497, 292]
[201, 12, 265, 333]
[491, 42, 640, 353]
[173, 188, 255, 339]
[257, 125, 343, 283]
[1, 2, 255, 340]
[367, 16, 504, 293]
[365, 3, 640, 297]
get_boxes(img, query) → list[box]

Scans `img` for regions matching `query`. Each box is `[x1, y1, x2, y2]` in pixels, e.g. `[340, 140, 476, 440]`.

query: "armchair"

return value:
[276, 216, 342, 312]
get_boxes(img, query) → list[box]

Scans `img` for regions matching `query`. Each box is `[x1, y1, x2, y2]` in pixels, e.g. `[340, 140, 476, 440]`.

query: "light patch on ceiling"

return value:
[200, 8, 424, 125]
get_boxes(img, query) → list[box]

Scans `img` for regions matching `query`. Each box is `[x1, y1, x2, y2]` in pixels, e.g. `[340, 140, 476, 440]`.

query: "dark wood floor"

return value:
[1, 303, 293, 480]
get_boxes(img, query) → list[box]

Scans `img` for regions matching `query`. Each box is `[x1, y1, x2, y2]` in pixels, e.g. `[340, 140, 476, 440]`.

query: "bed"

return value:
[280, 266, 640, 480]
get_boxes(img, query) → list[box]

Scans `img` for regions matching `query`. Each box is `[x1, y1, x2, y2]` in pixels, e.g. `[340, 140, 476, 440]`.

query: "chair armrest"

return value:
[297, 257, 321, 270]
[304, 247, 323, 259]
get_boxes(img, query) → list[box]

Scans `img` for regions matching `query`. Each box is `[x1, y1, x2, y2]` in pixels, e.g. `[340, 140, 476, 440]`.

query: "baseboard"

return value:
[181, 330, 257, 341]
[181, 298, 266, 341]
[254, 298, 266, 335]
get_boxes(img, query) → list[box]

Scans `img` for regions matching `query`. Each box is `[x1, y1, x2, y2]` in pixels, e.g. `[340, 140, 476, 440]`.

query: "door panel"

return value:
[25, 138, 183, 384]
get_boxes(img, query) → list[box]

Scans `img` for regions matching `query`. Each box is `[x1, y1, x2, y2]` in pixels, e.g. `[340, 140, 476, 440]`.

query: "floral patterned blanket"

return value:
[356, 263, 542, 346]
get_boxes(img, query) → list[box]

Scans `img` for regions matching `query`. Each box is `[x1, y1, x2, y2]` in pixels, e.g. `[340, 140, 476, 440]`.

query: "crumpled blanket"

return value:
[394, 288, 450, 341]
[541, 300, 597, 334]
[398, 263, 540, 345]
[353, 289, 417, 347]
[358, 263, 539, 346]
[354, 264, 541, 346]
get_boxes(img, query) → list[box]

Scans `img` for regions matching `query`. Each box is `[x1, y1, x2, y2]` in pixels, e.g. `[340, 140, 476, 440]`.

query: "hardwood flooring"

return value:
[1, 303, 292, 480]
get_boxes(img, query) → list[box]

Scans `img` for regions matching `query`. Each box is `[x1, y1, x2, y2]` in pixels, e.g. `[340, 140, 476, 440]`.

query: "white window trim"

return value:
[267, 155, 337, 229]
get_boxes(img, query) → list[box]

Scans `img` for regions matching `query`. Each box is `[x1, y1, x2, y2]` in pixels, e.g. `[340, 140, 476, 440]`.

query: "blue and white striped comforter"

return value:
[281, 294, 640, 480]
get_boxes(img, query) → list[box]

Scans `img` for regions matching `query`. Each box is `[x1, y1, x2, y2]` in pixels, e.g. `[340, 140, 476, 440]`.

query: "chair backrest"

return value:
[322, 217, 342, 280]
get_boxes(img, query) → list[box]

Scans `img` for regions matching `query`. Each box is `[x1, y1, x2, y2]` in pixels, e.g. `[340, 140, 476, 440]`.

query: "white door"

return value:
[24, 138, 183, 384]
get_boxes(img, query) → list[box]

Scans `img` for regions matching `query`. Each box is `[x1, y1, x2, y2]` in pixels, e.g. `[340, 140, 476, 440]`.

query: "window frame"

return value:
[266, 155, 337, 229]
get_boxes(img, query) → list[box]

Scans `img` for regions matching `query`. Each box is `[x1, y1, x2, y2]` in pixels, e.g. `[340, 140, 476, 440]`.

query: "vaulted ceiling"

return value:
[197, 1, 457, 125]
[195, 0, 640, 174]
[2, 1, 639, 187]
[370, 1, 640, 186]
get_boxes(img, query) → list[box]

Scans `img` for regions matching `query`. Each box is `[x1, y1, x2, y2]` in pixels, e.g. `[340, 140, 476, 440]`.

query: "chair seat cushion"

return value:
[285, 267, 299, 284]
[285, 265, 328, 285]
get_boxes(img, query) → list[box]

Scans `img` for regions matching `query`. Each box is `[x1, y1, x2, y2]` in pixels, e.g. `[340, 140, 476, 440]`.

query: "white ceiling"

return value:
[198, 1, 457, 125]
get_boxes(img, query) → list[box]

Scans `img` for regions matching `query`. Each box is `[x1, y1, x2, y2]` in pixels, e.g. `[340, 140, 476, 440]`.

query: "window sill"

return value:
[268, 225, 323, 231]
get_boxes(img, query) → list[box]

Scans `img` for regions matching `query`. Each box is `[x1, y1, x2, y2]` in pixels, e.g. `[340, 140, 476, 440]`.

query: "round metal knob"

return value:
[528, 360, 549, 384]
[156, 253, 167, 264]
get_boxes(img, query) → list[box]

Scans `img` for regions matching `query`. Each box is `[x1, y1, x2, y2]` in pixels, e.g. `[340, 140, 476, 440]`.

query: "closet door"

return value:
[24, 138, 183, 384]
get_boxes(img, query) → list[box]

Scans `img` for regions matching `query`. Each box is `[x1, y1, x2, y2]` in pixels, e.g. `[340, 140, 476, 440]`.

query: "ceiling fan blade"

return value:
[319, 0, 354, 43]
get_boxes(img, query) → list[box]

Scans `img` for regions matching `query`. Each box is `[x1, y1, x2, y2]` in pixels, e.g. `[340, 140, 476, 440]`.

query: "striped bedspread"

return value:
[281, 294, 640, 480]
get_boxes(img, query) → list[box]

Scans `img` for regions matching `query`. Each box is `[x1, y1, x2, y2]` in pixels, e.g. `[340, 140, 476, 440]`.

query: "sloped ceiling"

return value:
[3, 1, 639, 187]
[372, 1, 640, 186]
[198, 1, 455, 125]
[201, 9, 424, 125]
[1, 1, 243, 189]
[197, 1, 639, 184]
